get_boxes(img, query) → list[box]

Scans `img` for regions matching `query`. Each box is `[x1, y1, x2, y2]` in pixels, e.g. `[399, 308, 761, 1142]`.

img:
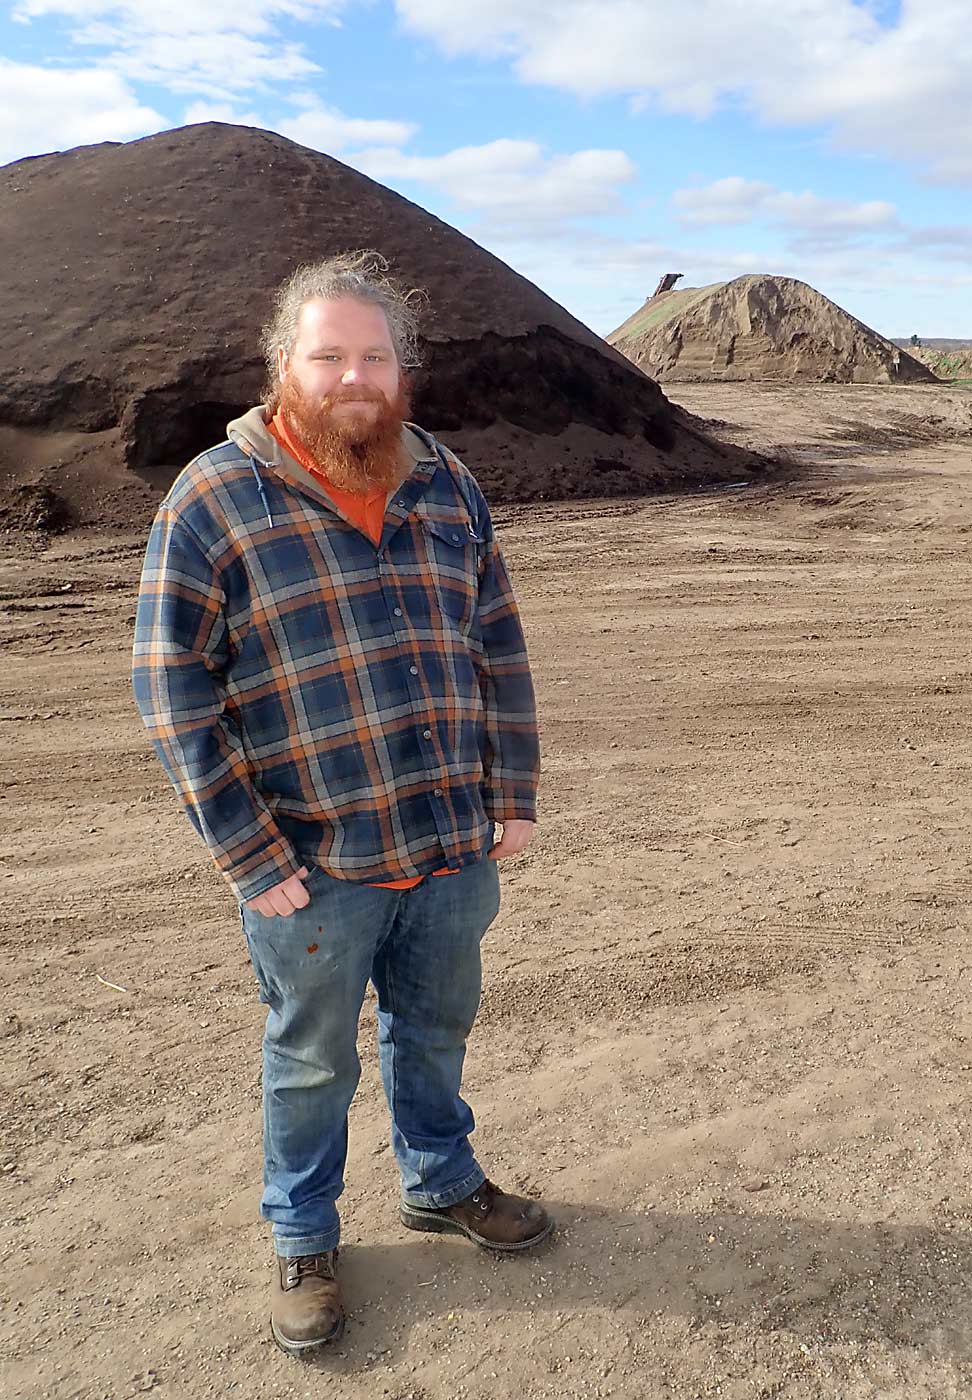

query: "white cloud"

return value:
[351, 138, 636, 229]
[672, 177, 775, 227]
[394, 0, 872, 104]
[278, 100, 416, 154]
[896, 224, 972, 267]
[673, 178, 899, 235]
[0, 57, 165, 165]
[98, 33, 322, 96]
[768, 191, 899, 234]
[12, 0, 346, 95]
[5, 3, 416, 157]
[12, 0, 343, 31]
[394, 0, 972, 183]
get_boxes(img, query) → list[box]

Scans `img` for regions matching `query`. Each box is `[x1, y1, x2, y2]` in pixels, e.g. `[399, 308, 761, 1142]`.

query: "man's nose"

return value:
[341, 363, 365, 384]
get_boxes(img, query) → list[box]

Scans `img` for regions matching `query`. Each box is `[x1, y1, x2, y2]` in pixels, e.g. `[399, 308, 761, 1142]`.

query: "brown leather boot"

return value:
[400, 1179, 553, 1252]
[271, 1250, 345, 1356]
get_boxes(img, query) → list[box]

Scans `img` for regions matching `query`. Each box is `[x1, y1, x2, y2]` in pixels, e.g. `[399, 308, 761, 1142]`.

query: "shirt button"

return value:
[423, 729, 432, 740]
[393, 608, 403, 618]
[451, 532, 461, 542]
[409, 665, 419, 676]
[433, 788, 444, 798]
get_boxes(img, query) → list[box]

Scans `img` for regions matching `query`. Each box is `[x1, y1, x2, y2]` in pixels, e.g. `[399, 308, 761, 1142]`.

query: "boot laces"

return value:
[469, 1180, 500, 1215]
[285, 1252, 336, 1288]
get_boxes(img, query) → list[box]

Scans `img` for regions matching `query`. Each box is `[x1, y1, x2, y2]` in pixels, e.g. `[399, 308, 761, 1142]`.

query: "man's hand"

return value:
[245, 866, 311, 918]
[489, 820, 536, 861]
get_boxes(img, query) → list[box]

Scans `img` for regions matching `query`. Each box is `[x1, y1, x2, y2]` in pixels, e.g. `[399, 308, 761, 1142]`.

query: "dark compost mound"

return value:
[0, 123, 761, 532]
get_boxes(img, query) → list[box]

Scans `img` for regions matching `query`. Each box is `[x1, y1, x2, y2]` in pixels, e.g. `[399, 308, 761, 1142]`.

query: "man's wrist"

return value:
[224, 851, 302, 904]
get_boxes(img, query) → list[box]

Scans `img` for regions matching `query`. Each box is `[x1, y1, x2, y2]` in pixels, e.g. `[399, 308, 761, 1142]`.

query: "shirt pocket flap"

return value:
[422, 517, 478, 548]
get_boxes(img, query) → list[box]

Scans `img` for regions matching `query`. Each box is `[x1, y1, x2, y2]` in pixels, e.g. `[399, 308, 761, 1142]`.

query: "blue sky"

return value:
[1, 1, 970, 337]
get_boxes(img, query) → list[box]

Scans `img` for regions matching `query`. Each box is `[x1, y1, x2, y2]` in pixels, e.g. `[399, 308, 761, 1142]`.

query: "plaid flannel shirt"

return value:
[132, 418, 539, 903]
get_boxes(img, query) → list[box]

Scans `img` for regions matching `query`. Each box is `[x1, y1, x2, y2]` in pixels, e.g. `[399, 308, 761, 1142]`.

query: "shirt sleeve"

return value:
[131, 505, 302, 902]
[474, 500, 541, 824]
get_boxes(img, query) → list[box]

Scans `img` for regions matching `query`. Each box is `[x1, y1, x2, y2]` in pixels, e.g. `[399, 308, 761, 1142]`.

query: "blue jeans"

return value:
[239, 856, 501, 1257]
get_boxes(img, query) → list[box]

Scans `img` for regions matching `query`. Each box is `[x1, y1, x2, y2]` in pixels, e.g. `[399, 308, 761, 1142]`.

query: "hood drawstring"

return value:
[250, 459, 274, 528]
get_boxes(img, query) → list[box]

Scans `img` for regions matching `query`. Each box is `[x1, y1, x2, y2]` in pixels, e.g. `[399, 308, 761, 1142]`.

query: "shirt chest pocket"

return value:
[419, 517, 481, 636]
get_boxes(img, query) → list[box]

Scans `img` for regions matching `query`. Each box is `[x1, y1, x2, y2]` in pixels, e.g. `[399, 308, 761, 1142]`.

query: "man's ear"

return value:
[276, 345, 289, 382]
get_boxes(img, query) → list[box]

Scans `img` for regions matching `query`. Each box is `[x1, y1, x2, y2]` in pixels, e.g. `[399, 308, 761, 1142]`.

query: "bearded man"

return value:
[132, 252, 550, 1357]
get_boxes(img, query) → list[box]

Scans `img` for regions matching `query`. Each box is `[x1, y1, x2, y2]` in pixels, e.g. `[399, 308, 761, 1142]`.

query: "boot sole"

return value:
[271, 1311, 345, 1357]
[399, 1202, 554, 1252]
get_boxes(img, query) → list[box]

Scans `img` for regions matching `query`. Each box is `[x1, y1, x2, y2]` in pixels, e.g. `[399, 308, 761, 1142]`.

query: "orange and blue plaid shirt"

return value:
[132, 422, 539, 903]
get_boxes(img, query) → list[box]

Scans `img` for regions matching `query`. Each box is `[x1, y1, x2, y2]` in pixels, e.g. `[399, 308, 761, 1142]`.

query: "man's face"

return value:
[277, 296, 402, 440]
[275, 295, 411, 492]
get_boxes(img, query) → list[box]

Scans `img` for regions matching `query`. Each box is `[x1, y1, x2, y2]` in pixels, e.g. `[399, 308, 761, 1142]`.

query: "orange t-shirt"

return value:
[267, 411, 455, 891]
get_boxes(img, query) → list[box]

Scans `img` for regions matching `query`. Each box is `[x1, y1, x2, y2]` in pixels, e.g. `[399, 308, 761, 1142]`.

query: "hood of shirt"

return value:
[226, 404, 439, 508]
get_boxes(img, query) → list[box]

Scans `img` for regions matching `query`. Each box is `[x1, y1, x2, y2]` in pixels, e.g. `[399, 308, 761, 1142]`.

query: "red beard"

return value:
[277, 376, 412, 494]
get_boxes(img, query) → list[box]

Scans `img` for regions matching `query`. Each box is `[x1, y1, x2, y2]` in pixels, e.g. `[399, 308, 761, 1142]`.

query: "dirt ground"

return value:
[2, 382, 972, 1400]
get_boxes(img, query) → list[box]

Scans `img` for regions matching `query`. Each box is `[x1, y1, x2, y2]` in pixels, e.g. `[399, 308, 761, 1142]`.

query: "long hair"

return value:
[260, 250, 425, 410]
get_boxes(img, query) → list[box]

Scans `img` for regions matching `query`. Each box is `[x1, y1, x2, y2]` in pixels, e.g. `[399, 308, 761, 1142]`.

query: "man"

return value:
[132, 251, 551, 1358]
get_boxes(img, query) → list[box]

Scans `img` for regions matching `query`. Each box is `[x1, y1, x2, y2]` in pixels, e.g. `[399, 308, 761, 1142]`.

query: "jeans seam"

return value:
[262, 1040, 278, 1180]
[385, 939, 404, 1185]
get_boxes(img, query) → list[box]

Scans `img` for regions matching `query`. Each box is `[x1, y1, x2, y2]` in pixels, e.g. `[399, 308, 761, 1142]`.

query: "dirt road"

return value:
[2, 384, 972, 1399]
